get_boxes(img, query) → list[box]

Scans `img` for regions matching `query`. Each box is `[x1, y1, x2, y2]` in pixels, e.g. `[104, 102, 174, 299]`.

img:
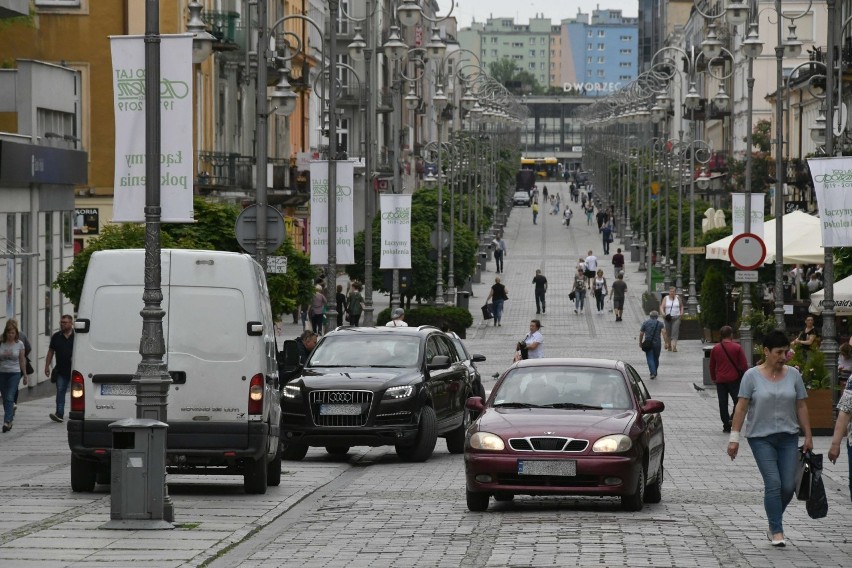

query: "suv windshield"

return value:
[308, 335, 422, 368]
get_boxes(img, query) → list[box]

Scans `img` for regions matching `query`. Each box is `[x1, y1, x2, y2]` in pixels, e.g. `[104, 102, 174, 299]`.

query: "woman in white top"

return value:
[593, 269, 608, 313]
[659, 286, 684, 351]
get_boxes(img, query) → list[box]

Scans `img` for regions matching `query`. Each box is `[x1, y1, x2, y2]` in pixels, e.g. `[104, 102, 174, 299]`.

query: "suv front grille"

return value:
[309, 390, 373, 427]
[508, 437, 588, 452]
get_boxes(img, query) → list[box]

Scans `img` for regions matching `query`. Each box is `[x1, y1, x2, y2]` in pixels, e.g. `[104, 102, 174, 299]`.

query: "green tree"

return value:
[748, 119, 772, 153]
[487, 57, 541, 95]
[699, 266, 727, 330]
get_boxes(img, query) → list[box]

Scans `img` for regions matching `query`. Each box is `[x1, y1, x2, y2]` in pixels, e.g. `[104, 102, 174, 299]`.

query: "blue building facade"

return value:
[561, 9, 638, 97]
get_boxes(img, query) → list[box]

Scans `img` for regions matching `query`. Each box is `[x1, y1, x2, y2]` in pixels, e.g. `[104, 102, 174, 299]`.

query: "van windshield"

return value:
[309, 335, 421, 368]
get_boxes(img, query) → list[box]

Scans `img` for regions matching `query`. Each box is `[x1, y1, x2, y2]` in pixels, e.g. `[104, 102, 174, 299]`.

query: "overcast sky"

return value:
[443, 0, 639, 29]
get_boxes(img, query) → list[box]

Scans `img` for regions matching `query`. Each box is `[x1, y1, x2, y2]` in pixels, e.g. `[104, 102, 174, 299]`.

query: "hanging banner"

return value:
[809, 156, 852, 246]
[310, 160, 355, 265]
[379, 194, 412, 269]
[731, 193, 765, 238]
[111, 34, 194, 222]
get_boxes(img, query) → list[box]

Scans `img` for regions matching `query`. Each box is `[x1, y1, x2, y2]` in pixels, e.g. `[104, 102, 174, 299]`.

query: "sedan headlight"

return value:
[283, 385, 301, 399]
[383, 385, 414, 400]
[468, 432, 505, 451]
[592, 434, 632, 453]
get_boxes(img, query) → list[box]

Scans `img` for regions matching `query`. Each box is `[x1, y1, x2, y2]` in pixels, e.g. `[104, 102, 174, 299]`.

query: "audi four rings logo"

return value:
[327, 392, 352, 403]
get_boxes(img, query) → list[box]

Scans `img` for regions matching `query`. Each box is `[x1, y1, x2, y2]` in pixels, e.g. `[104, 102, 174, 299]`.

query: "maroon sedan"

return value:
[464, 358, 665, 511]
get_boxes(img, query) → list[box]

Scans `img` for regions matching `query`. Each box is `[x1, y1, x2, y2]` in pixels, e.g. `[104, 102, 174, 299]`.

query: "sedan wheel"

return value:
[644, 461, 663, 504]
[466, 489, 490, 512]
[621, 466, 645, 511]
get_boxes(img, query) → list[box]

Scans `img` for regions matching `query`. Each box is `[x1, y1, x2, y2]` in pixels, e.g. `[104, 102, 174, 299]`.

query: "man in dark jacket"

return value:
[709, 326, 750, 432]
[295, 330, 318, 366]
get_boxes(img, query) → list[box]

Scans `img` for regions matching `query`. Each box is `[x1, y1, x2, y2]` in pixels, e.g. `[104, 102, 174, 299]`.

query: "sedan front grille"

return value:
[508, 437, 589, 452]
[309, 390, 373, 427]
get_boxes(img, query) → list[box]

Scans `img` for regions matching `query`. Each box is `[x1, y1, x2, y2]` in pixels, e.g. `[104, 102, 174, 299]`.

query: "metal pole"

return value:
[390, 65, 401, 311]
[676, 130, 684, 294]
[435, 117, 445, 306]
[361, 0, 375, 325]
[326, 0, 340, 328]
[739, 56, 756, 362]
[772, 0, 785, 330]
[447, 139, 456, 306]
[687, 107, 698, 315]
[663, 144, 672, 289]
[255, 0, 269, 270]
[823, 0, 839, 404]
[134, 0, 173, 524]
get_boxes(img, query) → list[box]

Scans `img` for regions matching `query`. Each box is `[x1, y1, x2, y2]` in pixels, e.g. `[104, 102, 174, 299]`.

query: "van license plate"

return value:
[101, 384, 137, 396]
[518, 460, 576, 476]
[319, 404, 362, 416]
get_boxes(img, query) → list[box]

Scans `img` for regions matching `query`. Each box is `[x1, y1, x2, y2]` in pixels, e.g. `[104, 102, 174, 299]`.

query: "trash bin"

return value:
[703, 344, 716, 386]
[472, 263, 482, 284]
[457, 290, 471, 310]
[478, 251, 488, 271]
[630, 243, 640, 262]
[104, 418, 171, 528]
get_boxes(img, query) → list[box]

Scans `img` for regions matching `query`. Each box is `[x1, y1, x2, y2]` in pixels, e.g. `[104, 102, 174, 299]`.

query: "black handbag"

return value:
[25, 356, 34, 376]
[641, 322, 659, 352]
[481, 304, 494, 320]
[569, 290, 576, 301]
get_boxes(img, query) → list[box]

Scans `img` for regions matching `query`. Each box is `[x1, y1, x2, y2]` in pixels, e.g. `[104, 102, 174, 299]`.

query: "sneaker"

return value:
[49, 413, 63, 423]
[650, 374, 656, 380]
[574, 309, 578, 314]
[767, 531, 786, 547]
[2, 422, 10, 433]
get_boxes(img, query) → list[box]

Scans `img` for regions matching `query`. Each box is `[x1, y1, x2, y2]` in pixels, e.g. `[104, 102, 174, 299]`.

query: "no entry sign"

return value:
[729, 233, 767, 270]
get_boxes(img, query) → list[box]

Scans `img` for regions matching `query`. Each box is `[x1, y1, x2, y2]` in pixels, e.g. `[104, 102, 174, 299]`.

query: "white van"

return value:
[67, 249, 281, 494]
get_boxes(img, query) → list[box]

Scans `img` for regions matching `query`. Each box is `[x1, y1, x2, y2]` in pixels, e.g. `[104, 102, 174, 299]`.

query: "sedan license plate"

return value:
[518, 460, 576, 477]
[101, 384, 137, 396]
[319, 403, 362, 416]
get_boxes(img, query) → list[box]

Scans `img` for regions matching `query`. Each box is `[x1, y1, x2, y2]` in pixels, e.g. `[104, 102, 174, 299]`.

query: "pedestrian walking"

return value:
[12, 324, 33, 410]
[727, 330, 813, 547]
[532, 269, 548, 314]
[563, 207, 573, 227]
[585, 204, 594, 225]
[593, 269, 608, 313]
[493, 234, 507, 273]
[659, 286, 684, 351]
[639, 311, 664, 380]
[584, 250, 598, 287]
[709, 326, 749, 433]
[601, 220, 613, 255]
[346, 282, 364, 326]
[532, 200, 539, 225]
[386, 307, 409, 327]
[596, 209, 605, 232]
[828, 376, 852, 500]
[486, 276, 509, 327]
[310, 284, 327, 334]
[611, 272, 627, 321]
[523, 319, 544, 359]
[1, 320, 28, 433]
[335, 284, 347, 328]
[542, 185, 548, 200]
[571, 268, 586, 314]
[45, 314, 74, 423]
[611, 248, 625, 278]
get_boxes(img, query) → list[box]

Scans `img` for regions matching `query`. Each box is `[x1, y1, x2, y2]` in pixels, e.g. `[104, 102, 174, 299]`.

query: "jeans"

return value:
[55, 373, 70, 418]
[645, 344, 661, 376]
[0, 372, 21, 424]
[349, 313, 361, 327]
[715, 380, 740, 426]
[311, 313, 324, 334]
[595, 291, 605, 311]
[532, 211, 538, 224]
[494, 251, 504, 273]
[602, 237, 610, 255]
[574, 290, 585, 311]
[492, 299, 504, 324]
[748, 432, 799, 534]
[534, 291, 546, 313]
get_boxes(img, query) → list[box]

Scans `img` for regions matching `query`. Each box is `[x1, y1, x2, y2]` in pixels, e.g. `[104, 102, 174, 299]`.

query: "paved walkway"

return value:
[0, 180, 849, 567]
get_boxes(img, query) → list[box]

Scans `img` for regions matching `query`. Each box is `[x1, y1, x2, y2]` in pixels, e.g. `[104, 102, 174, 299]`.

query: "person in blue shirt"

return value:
[639, 311, 664, 380]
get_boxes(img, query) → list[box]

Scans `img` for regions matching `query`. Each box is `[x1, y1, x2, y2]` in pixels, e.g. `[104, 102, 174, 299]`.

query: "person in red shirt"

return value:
[709, 325, 750, 432]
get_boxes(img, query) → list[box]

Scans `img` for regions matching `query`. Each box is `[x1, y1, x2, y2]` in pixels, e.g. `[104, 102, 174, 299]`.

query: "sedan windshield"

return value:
[308, 335, 421, 368]
[493, 366, 633, 410]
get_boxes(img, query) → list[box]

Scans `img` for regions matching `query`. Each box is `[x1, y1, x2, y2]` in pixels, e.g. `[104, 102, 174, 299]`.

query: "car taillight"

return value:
[70, 371, 85, 412]
[248, 373, 264, 415]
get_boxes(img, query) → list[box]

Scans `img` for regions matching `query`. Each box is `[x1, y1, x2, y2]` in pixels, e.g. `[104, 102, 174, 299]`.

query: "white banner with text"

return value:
[731, 193, 764, 238]
[310, 160, 355, 265]
[111, 34, 194, 222]
[808, 156, 852, 246]
[380, 194, 412, 269]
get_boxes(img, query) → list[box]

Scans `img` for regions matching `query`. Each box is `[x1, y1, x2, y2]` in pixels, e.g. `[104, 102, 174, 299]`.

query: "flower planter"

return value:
[677, 318, 704, 341]
[805, 389, 834, 436]
[703, 328, 722, 343]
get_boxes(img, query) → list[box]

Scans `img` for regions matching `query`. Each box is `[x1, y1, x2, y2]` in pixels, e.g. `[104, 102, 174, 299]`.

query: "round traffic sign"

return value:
[729, 232, 766, 270]
[235, 204, 286, 255]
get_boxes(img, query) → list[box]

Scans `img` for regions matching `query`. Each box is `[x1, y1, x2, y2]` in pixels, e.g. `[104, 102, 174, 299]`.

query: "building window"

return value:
[44, 212, 53, 336]
[619, 75, 632, 80]
[620, 61, 631, 67]
[35, 0, 82, 7]
[620, 35, 631, 41]
[587, 30, 593, 37]
[530, 50, 536, 57]
[491, 37, 498, 43]
[597, 69, 605, 77]
[529, 62, 536, 70]
[598, 56, 605, 64]
[598, 30, 605, 37]
[540, 62, 545, 70]
[587, 56, 593, 64]
[619, 49, 632, 55]
[63, 211, 73, 248]
[529, 37, 535, 44]
[587, 69, 593, 77]
[513, 55, 523, 60]
[491, 50, 498, 57]
[598, 43, 605, 50]
[588, 43, 593, 50]
[540, 37, 546, 44]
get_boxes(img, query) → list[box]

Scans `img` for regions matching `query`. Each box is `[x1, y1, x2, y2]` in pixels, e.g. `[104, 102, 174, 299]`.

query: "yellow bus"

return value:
[520, 157, 562, 179]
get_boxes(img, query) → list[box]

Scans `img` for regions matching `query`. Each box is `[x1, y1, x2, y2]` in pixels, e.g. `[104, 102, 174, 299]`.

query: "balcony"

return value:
[196, 151, 253, 191]
[202, 10, 244, 53]
[336, 84, 366, 108]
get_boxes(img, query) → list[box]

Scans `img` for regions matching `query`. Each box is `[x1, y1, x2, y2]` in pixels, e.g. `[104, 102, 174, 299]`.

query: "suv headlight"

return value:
[283, 384, 301, 399]
[383, 385, 414, 400]
[468, 432, 505, 451]
[592, 434, 632, 453]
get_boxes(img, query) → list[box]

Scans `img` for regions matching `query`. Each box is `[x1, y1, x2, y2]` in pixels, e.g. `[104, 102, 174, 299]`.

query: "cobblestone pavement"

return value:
[0, 181, 850, 567]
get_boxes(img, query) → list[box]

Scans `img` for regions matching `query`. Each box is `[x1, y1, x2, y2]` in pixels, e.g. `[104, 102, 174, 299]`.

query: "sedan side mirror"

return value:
[465, 396, 485, 412]
[471, 354, 486, 363]
[641, 399, 665, 414]
[427, 355, 451, 370]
